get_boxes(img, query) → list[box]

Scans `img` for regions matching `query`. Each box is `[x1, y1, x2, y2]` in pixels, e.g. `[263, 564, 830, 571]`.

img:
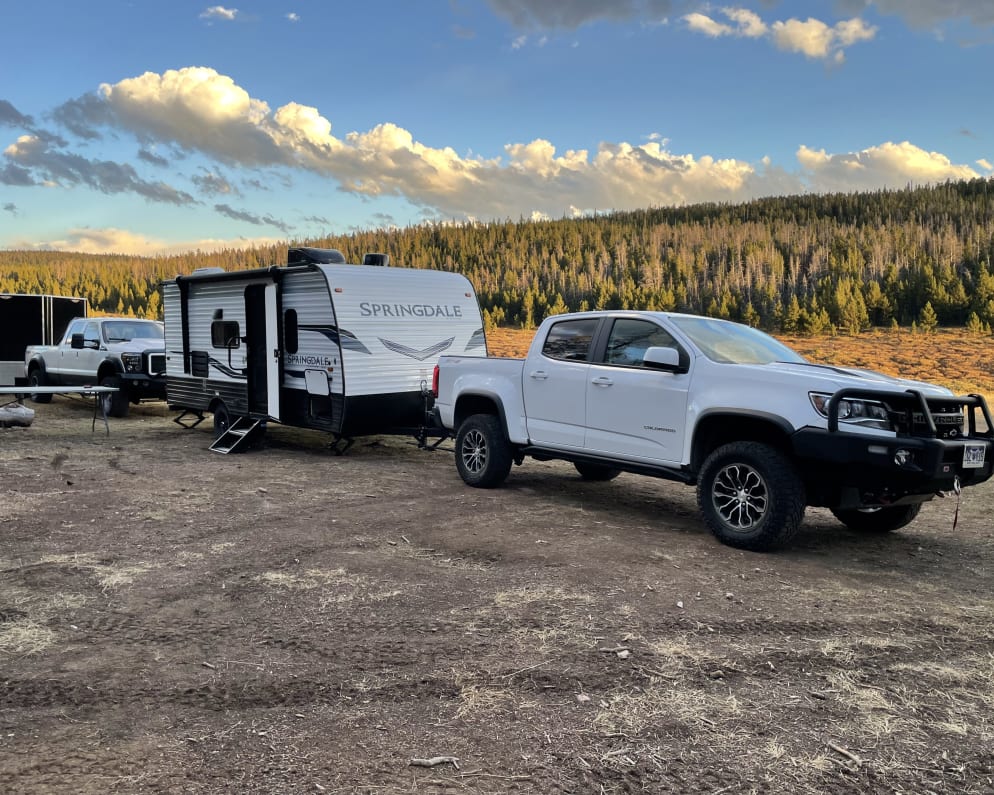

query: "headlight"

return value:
[809, 392, 892, 431]
[121, 352, 142, 373]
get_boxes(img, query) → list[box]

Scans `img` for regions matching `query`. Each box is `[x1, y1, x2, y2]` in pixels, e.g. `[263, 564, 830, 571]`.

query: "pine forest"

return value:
[2, 178, 994, 336]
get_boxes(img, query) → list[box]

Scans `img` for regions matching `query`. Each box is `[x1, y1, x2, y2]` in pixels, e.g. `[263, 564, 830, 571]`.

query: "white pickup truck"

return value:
[433, 311, 993, 551]
[25, 316, 167, 417]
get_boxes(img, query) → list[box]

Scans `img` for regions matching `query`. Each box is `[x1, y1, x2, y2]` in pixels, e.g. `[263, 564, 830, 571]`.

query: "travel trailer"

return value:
[162, 248, 487, 451]
[0, 293, 88, 386]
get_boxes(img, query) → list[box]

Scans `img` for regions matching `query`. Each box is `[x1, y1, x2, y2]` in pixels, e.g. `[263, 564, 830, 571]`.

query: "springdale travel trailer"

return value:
[1, 293, 88, 386]
[162, 248, 488, 452]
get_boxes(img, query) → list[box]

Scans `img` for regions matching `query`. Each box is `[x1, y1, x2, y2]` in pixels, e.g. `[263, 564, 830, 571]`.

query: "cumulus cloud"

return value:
[977, 159, 993, 172]
[10, 67, 983, 235]
[3, 202, 16, 215]
[286, 12, 299, 22]
[200, 6, 238, 21]
[772, 16, 876, 62]
[797, 141, 979, 191]
[685, 8, 876, 62]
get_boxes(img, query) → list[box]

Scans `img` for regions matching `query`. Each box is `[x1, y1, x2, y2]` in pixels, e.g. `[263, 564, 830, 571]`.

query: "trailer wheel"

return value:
[697, 441, 805, 551]
[455, 414, 512, 488]
[213, 403, 232, 440]
[574, 462, 621, 481]
[831, 504, 922, 534]
[28, 368, 52, 404]
[100, 375, 130, 418]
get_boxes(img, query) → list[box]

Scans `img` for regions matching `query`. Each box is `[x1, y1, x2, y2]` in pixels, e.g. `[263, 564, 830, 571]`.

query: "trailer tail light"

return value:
[432, 364, 440, 397]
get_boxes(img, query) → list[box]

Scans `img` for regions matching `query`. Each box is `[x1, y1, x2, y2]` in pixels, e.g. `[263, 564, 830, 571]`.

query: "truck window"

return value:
[83, 322, 100, 347]
[603, 319, 679, 367]
[64, 318, 87, 342]
[542, 318, 598, 361]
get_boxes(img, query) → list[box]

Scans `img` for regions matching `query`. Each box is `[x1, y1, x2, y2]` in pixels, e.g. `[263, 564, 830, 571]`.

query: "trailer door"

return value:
[244, 282, 281, 420]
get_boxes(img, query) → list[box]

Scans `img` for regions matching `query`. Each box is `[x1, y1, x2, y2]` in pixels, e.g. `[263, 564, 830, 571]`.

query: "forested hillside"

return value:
[3, 178, 994, 335]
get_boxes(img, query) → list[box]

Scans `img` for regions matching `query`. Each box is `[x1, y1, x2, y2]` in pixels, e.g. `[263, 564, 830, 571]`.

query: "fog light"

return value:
[894, 449, 913, 466]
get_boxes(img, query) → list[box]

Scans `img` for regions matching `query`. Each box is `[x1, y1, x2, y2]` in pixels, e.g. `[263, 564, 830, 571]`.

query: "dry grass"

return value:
[487, 326, 994, 404]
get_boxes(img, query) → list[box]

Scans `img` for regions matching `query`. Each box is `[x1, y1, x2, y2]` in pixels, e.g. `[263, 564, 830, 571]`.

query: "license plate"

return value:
[963, 444, 986, 469]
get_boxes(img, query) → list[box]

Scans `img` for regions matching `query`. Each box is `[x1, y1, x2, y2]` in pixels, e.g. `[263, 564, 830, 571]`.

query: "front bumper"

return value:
[793, 428, 993, 495]
[793, 388, 993, 508]
[121, 373, 167, 400]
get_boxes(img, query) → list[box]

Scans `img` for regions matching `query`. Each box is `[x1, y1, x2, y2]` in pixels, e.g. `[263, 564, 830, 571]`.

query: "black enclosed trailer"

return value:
[0, 293, 88, 386]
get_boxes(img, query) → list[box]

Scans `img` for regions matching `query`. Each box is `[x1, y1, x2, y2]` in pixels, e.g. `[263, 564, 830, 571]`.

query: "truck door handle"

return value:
[529, 370, 548, 380]
[592, 376, 614, 387]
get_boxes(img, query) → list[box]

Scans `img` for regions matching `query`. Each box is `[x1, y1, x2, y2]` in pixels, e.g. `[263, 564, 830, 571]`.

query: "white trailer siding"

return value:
[163, 258, 487, 438]
[280, 269, 342, 396]
[320, 264, 485, 399]
[164, 275, 272, 413]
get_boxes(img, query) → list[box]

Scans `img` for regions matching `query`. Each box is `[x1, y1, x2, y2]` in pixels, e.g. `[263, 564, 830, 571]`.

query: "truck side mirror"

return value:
[71, 333, 85, 350]
[643, 346, 685, 373]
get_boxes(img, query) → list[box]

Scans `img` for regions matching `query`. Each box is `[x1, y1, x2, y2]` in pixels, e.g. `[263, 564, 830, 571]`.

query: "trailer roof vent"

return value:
[288, 247, 346, 265]
[362, 253, 390, 267]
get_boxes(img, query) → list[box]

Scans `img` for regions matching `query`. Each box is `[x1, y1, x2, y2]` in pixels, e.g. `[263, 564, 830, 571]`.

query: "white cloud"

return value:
[31, 68, 982, 229]
[286, 12, 300, 23]
[723, 8, 768, 38]
[797, 141, 979, 191]
[977, 158, 993, 172]
[684, 12, 733, 37]
[200, 6, 237, 21]
[511, 34, 527, 49]
[684, 8, 876, 62]
[772, 16, 875, 62]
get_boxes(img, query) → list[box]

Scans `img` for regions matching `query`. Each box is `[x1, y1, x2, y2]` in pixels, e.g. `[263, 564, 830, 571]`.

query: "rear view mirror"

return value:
[643, 346, 684, 373]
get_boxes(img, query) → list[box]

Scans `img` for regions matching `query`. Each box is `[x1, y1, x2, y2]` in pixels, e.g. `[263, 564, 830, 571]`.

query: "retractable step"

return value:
[209, 417, 264, 454]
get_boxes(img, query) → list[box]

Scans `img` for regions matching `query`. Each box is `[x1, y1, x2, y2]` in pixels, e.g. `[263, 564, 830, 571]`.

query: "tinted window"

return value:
[284, 309, 299, 354]
[542, 318, 598, 361]
[211, 320, 241, 349]
[604, 319, 679, 367]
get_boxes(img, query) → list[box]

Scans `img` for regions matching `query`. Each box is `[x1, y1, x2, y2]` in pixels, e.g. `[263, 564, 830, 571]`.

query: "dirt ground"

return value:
[2, 396, 993, 795]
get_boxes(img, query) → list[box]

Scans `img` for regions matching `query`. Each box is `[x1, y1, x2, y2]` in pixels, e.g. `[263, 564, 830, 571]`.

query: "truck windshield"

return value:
[669, 316, 806, 365]
[102, 321, 164, 343]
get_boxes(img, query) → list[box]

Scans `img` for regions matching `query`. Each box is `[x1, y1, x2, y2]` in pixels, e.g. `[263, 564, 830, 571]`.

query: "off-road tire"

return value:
[100, 375, 130, 418]
[574, 462, 621, 481]
[455, 413, 513, 488]
[28, 368, 52, 404]
[697, 441, 806, 551]
[831, 504, 922, 534]
[213, 403, 232, 440]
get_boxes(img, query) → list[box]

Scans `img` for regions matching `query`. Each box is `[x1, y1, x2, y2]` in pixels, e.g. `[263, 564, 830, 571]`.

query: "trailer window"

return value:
[211, 320, 241, 349]
[284, 309, 299, 354]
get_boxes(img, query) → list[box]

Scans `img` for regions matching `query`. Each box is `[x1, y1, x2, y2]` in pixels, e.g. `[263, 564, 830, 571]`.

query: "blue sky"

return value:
[1, 1, 992, 255]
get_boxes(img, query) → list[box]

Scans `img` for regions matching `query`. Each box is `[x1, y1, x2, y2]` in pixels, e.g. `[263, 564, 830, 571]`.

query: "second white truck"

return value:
[433, 311, 993, 551]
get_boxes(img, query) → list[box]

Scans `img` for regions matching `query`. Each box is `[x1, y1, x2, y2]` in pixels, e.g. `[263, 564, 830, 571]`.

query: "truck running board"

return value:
[209, 417, 264, 454]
